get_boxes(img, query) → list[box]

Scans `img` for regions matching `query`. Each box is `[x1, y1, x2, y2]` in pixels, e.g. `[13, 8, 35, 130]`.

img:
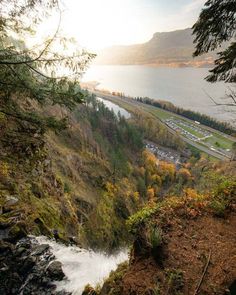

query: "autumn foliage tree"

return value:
[177, 168, 192, 184]
[141, 150, 177, 199]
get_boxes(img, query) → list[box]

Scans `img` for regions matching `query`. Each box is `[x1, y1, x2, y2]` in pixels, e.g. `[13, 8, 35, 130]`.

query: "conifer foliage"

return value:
[0, 0, 95, 130]
[193, 0, 236, 83]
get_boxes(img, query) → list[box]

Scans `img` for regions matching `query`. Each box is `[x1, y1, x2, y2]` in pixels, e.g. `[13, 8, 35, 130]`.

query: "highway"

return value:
[90, 90, 233, 161]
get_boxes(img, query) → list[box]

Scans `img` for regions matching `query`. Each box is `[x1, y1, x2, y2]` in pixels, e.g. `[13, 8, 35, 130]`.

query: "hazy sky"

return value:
[40, 0, 206, 50]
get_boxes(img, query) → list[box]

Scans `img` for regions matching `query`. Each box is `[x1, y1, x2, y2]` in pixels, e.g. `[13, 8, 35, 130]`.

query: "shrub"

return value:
[166, 269, 184, 294]
[210, 199, 227, 217]
[0, 112, 6, 123]
[0, 161, 9, 179]
[149, 227, 163, 249]
[147, 285, 160, 295]
[127, 205, 157, 234]
[101, 261, 128, 295]
[152, 286, 161, 295]
[210, 179, 236, 217]
[213, 180, 236, 202]
[64, 182, 71, 193]
[82, 284, 97, 295]
[31, 182, 44, 198]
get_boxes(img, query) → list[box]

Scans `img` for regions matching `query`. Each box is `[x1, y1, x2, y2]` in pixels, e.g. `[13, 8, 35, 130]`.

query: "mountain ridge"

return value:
[94, 28, 217, 67]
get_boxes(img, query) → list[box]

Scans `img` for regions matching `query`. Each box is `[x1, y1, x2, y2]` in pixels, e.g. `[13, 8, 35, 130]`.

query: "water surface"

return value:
[97, 96, 130, 119]
[83, 65, 236, 125]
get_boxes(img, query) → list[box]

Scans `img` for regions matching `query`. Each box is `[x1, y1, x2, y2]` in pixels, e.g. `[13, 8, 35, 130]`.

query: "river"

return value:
[97, 96, 130, 119]
[82, 65, 236, 125]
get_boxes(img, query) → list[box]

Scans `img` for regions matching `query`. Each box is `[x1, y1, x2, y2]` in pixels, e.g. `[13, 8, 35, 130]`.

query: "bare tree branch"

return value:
[202, 88, 236, 107]
[226, 87, 236, 105]
[0, 8, 62, 65]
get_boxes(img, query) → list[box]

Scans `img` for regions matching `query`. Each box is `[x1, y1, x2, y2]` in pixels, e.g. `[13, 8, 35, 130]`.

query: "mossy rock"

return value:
[31, 182, 44, 198]
[82, 284, 98, 295]
[34, 217, 52, 237]
[100, 262, 128, 295]
[8, 222, 27, 242]
[0, 215, 12, 229]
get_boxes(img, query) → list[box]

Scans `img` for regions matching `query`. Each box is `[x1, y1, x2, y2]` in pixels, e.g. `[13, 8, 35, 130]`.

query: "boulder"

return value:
[5, 196, 18, 207]
[0, 236, 70, 295]
[68, 236, 79, 245]
[6, 272, 22, 294]
[21, 255, 37, 274]
[17, 238, 32, 250]
[0, 240, 12, 254]
[7, 223, 27, 243]
[15, 246, 28, 256]
[47, 261, 65, 281]
[32, 244, 50, 256]
[56, 291, 72, 295]
[0, 219, 12, 230]
[3, 196, 18, 213]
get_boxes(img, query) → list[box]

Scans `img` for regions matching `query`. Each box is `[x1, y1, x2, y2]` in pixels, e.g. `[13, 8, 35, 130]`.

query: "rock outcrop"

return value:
[0, 236, 70, 295]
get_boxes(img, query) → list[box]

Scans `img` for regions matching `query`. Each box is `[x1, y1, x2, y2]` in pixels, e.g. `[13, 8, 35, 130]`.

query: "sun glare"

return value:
[29, 0, 206, 52]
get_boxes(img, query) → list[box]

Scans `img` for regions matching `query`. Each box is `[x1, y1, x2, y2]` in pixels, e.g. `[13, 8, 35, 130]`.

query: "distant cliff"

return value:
[94, 28, 219, 67]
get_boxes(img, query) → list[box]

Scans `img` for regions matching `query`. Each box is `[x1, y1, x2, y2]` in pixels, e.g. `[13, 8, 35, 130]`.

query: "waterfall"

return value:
[36, 236, 128, 295]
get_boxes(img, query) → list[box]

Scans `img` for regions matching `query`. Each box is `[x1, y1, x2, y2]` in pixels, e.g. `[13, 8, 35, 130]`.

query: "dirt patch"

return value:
[121, 213, 236, 295]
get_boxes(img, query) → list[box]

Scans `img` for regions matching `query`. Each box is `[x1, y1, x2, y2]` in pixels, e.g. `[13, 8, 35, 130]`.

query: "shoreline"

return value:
[87, 88, 236, 160]
[92, 62, 213, 69]
[82, 81, 235, 131]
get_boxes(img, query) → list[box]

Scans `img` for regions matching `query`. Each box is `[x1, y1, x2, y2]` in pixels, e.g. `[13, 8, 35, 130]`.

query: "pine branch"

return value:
[0, 9, 62, 65]
[192, 0, 236, 56]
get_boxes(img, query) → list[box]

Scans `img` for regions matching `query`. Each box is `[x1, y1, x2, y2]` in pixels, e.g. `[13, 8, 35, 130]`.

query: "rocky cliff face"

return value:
[0, 236, 69, 295]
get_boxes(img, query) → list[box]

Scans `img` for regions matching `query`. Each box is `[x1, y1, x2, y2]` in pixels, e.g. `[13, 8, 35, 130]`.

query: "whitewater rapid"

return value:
[36, 236, 128, 295]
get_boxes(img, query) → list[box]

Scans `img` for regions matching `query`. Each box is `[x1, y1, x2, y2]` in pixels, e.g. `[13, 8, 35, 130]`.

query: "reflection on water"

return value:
[97, 96, 131, 119]
[83, 65, 236, 125]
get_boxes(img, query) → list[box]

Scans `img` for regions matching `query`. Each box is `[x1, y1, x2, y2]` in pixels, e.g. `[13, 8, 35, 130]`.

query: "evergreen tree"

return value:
[0, 0, 95, 130]
[193, 0, 236, 83]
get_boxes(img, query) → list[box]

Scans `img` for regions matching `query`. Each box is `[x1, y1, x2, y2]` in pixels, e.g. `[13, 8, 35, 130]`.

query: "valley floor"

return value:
[90, 89, 236, 161]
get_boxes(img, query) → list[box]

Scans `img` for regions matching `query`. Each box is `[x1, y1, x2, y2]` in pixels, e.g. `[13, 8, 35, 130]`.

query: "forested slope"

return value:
[0, 92, 186, 250]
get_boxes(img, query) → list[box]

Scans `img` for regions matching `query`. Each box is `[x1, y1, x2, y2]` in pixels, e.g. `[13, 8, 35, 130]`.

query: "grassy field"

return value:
[203, 133, 233, 150]
[94, 92, 235, 159]
[174, 122, 205, 138]
[148, 108, 171, 120]
[143, 104, 234, 152]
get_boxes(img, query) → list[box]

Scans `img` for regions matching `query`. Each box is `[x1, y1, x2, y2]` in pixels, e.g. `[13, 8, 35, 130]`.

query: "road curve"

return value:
[90, 90, 230, 161]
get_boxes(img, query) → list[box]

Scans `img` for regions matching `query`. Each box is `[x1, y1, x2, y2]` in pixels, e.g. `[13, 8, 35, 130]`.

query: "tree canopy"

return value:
[193, 0, 236, 83]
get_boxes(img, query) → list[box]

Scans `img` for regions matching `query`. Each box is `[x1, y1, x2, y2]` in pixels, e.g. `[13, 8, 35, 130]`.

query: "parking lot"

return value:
[165, 118, 212, 142]
[146, 142, 181, 166]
